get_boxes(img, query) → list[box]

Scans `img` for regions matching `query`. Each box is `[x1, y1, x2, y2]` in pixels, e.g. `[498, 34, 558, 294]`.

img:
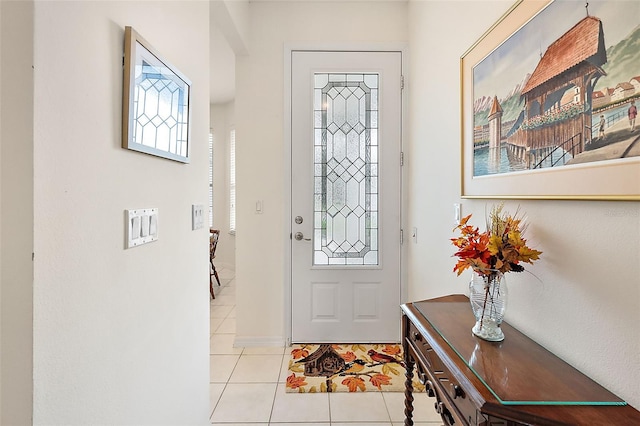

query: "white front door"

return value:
[290, 50, 402, 343]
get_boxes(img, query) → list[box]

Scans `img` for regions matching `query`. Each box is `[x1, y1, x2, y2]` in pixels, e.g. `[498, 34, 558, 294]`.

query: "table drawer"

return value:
[407, 322, 479, 426]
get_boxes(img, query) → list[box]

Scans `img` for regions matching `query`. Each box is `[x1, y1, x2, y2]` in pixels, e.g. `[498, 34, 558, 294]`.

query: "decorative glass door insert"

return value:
[313, 73, 379, 266]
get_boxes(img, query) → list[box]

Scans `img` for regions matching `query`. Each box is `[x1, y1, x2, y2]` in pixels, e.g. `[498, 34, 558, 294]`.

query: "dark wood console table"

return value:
[401, 295, 640, 425]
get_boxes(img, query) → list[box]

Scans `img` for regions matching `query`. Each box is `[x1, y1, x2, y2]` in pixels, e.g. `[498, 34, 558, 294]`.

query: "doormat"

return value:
[285, 343, 426, 393]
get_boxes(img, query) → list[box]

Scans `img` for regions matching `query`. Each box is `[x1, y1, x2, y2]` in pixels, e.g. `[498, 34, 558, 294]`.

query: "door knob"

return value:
[294, 232, 311, 241]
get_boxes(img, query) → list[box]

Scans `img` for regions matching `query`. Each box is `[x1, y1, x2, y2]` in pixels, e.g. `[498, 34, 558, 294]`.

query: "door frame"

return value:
[283, 43, 409, 345]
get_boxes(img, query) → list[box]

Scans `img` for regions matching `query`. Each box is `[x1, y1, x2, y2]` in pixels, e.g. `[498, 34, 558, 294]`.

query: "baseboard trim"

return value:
[217, 261, 234, 271]
[233, 336, 287, 348]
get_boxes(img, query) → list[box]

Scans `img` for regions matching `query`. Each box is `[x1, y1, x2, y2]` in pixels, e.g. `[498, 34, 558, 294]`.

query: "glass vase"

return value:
[469, 271, 508, 342]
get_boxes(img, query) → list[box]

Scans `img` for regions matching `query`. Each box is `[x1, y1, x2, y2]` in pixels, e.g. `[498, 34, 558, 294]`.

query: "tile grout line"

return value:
[267, 355, 283, 425]
[209, 269, 241, 424]
[210, 269, 440, 426]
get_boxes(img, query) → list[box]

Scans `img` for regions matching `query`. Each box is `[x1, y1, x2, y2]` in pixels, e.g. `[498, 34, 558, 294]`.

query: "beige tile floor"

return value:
[210, 267, 444, 426]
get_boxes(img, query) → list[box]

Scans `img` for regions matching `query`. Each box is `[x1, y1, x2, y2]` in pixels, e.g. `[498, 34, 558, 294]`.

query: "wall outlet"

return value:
[192, 204, 204, 230]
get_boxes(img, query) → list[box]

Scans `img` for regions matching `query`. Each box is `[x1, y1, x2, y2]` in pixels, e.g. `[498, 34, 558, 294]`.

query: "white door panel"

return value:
[291, 50, 402, 343]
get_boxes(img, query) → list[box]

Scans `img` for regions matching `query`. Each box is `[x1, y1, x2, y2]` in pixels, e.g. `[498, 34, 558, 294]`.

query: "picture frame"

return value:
[122, 26, 191, 163]
[460, 0, 640, 200]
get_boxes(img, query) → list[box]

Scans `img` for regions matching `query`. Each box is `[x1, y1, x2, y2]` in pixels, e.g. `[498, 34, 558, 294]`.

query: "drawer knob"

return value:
[425, 380, 435, 397]
[412, 332, 422, 341]
[450, 383, 465, 399]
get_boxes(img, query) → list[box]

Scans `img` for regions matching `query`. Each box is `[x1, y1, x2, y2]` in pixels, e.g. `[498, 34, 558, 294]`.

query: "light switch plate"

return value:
[192, 204, 204, 230]
[454, 203, 461, 225]
[126, 208, 158, 248]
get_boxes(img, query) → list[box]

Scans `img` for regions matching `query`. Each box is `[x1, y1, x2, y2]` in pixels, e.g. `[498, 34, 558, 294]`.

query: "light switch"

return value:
[140, 215, 149, 237]
[454, 203, 461, 224]
[149, 213, 158, 236]
[192, 204, 204, 230]
[126, 208, 158, 249]
[131, 216, 141, 239]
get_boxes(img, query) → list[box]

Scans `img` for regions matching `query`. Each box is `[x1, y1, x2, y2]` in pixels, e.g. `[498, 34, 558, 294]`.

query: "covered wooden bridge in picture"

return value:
[503, 15, 607, 169]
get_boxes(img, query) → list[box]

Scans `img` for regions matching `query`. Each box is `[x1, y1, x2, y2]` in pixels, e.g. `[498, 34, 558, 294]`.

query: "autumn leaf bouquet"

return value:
[451, 204, 542, 341]
[451, 204, 542, 278]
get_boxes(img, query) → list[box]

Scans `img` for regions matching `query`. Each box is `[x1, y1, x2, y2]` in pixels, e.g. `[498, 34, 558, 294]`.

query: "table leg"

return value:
[403, 347, 415, 426]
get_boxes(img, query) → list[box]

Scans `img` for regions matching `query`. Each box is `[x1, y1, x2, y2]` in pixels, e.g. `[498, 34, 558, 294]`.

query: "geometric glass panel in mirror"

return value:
[313, 73, 378, 266]
[134, 56, 189, 158]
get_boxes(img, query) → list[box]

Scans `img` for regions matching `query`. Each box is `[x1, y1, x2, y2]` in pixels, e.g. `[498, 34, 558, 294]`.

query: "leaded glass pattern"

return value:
[313, 73, 379, 266]
[133, 58, 189, 157]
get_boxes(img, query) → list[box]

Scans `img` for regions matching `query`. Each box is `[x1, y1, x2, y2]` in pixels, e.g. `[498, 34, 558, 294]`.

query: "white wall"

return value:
[234, 1, 408, 345]
[210, 101, 236, 270]
[1, 1, 34, 423]
[223, 0, 249, 54]
[32, 2, 211, 424]
[210, 17, 236, 103]
[210, 0, 249, 57]
[407, 1, 640, 409]
[0, 0, 2, 416]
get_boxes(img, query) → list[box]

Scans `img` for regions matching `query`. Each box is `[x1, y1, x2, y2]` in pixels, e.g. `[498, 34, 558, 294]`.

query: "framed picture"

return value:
[460, 0, 640, 200]
[122, 26, 191, 163]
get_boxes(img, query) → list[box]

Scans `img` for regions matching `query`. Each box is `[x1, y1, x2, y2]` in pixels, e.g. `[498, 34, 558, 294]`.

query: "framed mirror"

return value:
[122, 26, 191, 163]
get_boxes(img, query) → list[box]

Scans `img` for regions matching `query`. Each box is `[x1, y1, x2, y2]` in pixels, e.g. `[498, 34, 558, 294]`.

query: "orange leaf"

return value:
[341, 351, 356, 363]
[341, 376, 366, 392]
[286, 373, 307, 389]
[458, 214, 472, 227]
[382, 344, 401, 356]
[370, 373, 392, 390]
[291, 348, 309, 360]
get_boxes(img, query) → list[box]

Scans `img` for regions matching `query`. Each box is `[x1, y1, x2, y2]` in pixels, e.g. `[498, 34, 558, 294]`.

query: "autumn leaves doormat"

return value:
[285, 343, 425, 393]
